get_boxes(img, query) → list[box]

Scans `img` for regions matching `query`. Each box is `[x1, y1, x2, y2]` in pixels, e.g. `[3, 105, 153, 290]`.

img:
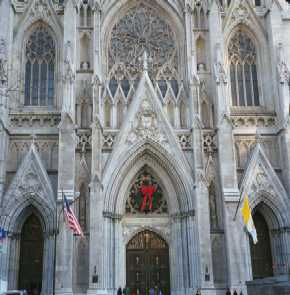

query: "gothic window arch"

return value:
[228, 30, 260, 107]
[24, 24, 56, 107]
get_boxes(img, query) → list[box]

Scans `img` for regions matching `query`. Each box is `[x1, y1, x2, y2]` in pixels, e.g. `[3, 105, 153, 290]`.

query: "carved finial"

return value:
[31, 132, 37, 146]
[139, 50, 152, 72]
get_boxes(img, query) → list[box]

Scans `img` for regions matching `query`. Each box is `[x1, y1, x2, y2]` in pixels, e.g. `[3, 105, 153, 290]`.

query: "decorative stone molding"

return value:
[171, 210, 195, 220]
[103, 131, 117, 150]
[177, 132, 192, 150]
[9, 112, 61, 128]
[11, 0, 29, 13]
[127, 98, 167, 145]
[29, 0, 52, 21]
[2, 143, 56, 231]
[230, 114, 277, 128]
[231, 2, 250, 23]
[103, 211, 122, 220]
[240, 143, 289, 225]
[122, 220, 171, 244]
[77, 129, 92, 152]
[249, 163, 275, 196]
[202, 130, 217, 155]
[103, 130, 192, 151]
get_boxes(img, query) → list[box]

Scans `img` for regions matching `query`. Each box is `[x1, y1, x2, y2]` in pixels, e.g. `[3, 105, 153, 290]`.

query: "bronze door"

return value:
[250, 212, 273, 279]
[126, 231, 170, 295]
[18, 214, 44, 295]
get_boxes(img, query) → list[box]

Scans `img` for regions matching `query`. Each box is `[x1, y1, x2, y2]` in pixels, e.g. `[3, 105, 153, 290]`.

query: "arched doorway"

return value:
[126, 230, 170, 295]
[18, 214, 44, 295]
[250, 211, 273, 279]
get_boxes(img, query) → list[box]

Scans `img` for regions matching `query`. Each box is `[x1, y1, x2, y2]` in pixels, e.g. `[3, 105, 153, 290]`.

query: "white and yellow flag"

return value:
[241, 194, 258, 244]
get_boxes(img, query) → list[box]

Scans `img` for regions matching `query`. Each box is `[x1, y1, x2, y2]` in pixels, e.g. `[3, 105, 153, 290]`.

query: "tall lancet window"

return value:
[228, 31, 259, 107]
[24, 25, 55, 106]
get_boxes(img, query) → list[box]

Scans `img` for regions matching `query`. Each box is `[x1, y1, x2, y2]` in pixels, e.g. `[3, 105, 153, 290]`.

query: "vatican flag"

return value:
[241, 194, 258, 244]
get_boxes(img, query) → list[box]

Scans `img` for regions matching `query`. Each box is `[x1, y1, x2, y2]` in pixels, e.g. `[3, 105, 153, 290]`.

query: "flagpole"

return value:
[53, 190, 64, 295]
[233, 191, 243, 221]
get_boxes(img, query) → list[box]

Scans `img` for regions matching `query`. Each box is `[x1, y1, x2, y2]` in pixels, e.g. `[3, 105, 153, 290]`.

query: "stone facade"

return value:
[0, 1, 290, 295]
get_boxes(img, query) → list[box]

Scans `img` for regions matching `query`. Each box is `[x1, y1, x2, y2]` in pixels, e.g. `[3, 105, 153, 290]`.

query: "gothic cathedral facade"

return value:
[0, 1, 290, 295]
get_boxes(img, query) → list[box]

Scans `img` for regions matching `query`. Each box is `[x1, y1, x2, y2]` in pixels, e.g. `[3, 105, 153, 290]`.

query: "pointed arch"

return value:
[24, 23, 56, 106]
[227, 29, 259, 107]
[13, 2, 63, 108]
[101, 0, 185, 80]
[103, 141, 195, 215]
[240, 143, 290, 228]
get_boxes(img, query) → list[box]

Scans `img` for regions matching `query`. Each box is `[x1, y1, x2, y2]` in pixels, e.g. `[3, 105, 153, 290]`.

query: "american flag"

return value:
[64, 195, 84, 237]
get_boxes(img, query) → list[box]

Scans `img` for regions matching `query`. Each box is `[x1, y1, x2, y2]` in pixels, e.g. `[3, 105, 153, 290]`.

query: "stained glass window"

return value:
[109, 4, 177, 80]
[126, 169, 168, 214]
[228, 31, 260, 107]
[24, 25, 55, 106]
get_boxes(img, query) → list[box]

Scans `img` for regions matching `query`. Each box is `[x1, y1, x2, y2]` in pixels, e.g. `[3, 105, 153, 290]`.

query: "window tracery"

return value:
[228, 31, 259, 107]
[108, 4, 177, 80]
[104, 4, 188, 129]
[24, 25, 55, 107]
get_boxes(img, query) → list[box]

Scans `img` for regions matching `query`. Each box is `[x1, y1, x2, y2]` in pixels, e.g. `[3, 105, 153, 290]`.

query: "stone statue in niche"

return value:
[214, 43, 227, 84]
[63, 41, 75, 116]
[277, 43, 290, 84]
[0, 38, 8, 87]
[209, 182, 219, 230]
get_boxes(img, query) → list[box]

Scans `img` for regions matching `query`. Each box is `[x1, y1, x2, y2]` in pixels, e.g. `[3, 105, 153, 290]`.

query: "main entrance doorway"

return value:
[18, 214, 44, 295]
[126, 230, 170, 295]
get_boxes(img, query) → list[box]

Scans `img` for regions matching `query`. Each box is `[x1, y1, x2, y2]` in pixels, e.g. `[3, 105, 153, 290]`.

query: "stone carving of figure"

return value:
[63, 41, 75, 116]
[209, 181, 219, 230]
[0, 38, 8, 87]
[214, 43, 227, 84]
[277, 43, 290, 84]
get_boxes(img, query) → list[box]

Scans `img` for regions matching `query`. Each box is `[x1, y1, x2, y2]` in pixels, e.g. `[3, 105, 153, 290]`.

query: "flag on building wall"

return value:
[64, 195, 84, 237]
[241, 194, 258, 244]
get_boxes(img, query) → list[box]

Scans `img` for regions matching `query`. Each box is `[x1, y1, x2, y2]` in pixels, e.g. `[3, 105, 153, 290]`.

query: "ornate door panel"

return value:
[126, 231, 170, 295]
[18, 214, 44, 295]
[250, 212, 273, 279]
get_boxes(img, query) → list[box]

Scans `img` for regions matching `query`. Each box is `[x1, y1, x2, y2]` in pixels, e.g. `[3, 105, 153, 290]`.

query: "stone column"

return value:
[195, 175, 215, 295]
[55, 116, 77, 295]
[0, 1, 13, 293]
[209, 2, 250, 292]
[87, 120, 105, 295]
[0, 0, 12, 204]
[192, 116, 214, 294]
[62, 0, 77, 120]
